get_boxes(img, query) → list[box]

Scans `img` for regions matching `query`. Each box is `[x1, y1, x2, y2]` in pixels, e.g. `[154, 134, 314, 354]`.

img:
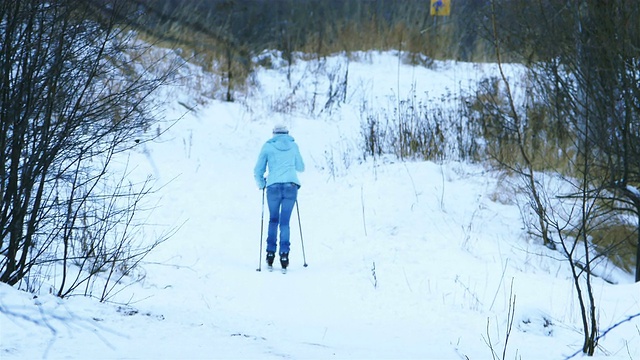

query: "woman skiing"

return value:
[254, 125, 305, 270]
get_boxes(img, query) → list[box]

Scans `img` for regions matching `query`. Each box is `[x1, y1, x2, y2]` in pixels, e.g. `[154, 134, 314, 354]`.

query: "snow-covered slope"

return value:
[1, 52, 639, 360]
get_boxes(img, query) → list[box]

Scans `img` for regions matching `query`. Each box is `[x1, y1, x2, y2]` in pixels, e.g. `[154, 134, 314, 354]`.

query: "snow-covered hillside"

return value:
[1, 52, 639, 359]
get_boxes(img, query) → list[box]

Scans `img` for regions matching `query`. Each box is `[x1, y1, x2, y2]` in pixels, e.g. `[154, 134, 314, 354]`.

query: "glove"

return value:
[257, 178, 266, 190]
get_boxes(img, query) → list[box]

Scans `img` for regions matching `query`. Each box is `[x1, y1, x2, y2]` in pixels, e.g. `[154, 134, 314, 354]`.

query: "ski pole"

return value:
[295, 200, 308, 267]
[256, 187, 265, 271]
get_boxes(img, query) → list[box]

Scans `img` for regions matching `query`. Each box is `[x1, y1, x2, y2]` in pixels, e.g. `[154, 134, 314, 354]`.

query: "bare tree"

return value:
[481, 0, 640, 355]
[485, 0, 554, 250]
[576, 0, 640, 282]
[0, 0, 179, 297]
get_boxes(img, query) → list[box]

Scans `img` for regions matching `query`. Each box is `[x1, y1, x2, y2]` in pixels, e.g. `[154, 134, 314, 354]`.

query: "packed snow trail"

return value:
[122, 102, 537, 359]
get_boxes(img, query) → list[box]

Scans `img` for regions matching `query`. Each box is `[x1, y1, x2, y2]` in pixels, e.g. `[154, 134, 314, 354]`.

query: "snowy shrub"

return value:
[359, 86, 483, 162]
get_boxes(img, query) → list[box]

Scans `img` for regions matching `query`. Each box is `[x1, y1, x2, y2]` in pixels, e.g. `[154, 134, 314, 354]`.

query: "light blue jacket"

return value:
[254, 134, 305, 189]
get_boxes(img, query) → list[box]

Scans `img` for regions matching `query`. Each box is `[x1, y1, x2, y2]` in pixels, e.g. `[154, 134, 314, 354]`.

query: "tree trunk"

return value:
[636, 218, 640, 282]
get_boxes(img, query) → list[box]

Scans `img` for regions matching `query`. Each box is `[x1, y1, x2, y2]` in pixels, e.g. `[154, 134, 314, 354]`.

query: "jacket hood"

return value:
[267, 134, 295, 151]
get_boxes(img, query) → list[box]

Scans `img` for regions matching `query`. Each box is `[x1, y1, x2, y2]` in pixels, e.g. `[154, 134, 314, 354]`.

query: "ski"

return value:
[265, 265, 287, 273]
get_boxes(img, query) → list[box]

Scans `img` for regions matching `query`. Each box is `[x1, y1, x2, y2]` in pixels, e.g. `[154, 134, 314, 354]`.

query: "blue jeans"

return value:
[266, 183, 298, 254]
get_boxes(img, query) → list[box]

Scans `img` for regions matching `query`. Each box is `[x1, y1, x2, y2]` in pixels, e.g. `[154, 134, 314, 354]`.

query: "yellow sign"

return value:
[430, 0, 451, 16]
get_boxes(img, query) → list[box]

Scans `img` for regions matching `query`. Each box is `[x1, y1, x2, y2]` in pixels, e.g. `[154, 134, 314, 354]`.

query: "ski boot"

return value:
[279, 253, 289, 274]
[266, 251, 275, 271]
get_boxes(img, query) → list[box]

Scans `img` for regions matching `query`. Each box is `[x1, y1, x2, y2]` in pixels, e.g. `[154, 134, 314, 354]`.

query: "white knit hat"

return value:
[272, 124, 289, 134]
